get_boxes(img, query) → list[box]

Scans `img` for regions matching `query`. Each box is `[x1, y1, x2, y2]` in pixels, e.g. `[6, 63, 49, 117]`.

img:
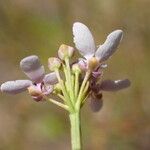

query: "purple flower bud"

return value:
[1, 80, 32, 94]
[78, 58, 87, 71]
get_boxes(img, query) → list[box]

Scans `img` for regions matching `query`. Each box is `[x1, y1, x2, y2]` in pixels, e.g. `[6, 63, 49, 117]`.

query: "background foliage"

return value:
[0, 0, 150, 149]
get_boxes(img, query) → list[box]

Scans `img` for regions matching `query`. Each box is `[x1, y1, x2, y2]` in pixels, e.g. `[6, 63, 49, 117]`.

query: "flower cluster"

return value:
[0, 22, 130, 113]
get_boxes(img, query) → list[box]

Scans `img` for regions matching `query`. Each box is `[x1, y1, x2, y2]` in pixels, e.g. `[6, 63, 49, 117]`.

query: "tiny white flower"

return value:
[73, 22, 123, 70]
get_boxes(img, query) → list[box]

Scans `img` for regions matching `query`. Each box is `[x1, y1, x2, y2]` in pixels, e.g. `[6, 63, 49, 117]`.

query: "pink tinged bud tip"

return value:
[95, 30, 123, 62]
[73, 22, 96, 59]
[1, 80, 32, 94]
[100, 79, 131, 91]
[20, 55, 45, 83]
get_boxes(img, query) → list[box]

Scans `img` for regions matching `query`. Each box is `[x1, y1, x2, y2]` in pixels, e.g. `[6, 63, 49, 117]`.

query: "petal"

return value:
[89, 93, 103, 112]
[73, 22, 95, 59]
[43, 85, 53, 95]
[20, 55, 45, 83]
[1, 80, 32, 94]
[43, 72, 58, 85]
[95, 30, 123, 62]
[24, 66, 45, 83]
[100, 79, 131, 91]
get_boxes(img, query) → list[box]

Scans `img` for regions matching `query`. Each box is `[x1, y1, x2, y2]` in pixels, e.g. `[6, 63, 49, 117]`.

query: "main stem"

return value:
[69, 110, 82, 150]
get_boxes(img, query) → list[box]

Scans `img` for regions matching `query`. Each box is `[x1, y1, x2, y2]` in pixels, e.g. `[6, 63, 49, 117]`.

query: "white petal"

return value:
[95, 30, 123, 62]
[1, 80, 32, 94]
[100, 79, 131, 91]
[43, 72, 58, 85]
[20, 55, 45, 83]
[73, 22, 95, 59]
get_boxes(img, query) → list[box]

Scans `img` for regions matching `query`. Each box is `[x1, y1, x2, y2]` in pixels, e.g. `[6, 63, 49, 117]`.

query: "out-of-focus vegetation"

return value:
[0, 0, 150, 149]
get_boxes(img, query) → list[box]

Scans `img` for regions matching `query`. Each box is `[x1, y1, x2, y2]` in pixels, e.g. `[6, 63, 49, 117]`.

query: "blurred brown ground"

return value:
[0, 0, 150, 149]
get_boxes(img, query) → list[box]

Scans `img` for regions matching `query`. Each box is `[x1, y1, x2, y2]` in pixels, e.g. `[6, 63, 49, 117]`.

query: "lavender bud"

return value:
[72, 63, 81, 74]
[78, 59, 87, 71]
[48, 57, 61, 71]
[58, 44, 74, 60]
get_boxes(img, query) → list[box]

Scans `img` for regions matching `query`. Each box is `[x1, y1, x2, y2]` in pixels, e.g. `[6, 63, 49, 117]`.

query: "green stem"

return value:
[47, 98, 69, 111]
[76, 71, 91, 108]
[55, 69, 74, 112]
[69, 111, 82, 150]
[75, 72, 79, 99]
[65, 58, 75, 103]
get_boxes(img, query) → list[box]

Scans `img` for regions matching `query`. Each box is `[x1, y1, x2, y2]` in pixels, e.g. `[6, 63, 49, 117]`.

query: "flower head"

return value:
[0, 22, 131, 150]
[1, 55, 58, 101]
[73, 22, 123, 71]
[72, 22, 130, 112]
[1, 23, 130, 113]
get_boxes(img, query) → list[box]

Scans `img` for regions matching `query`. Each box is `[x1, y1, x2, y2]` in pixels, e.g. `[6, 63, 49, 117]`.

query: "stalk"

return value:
[69, 111, 82, 150]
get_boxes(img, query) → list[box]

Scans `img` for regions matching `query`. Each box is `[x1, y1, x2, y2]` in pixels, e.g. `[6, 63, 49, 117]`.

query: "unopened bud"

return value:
[72, 63, 81, 74]
[28, 86, 42, 97]
[54, 83, 62, 94]
[28, 86, 44, 102]
[48, 57, 61, 71]
[78, 59, 87, 71]
[58, 44, 74, 60]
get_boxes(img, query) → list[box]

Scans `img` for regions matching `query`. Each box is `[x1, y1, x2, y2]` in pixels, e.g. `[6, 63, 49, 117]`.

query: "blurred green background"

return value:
[0, 0, 150, 149]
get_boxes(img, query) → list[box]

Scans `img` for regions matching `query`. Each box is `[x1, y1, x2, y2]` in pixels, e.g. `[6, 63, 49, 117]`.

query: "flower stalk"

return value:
[69, 111, 82, 150]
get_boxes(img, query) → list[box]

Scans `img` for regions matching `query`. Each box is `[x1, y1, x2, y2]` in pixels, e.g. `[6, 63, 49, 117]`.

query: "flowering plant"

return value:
[1, 22, 130, 150]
